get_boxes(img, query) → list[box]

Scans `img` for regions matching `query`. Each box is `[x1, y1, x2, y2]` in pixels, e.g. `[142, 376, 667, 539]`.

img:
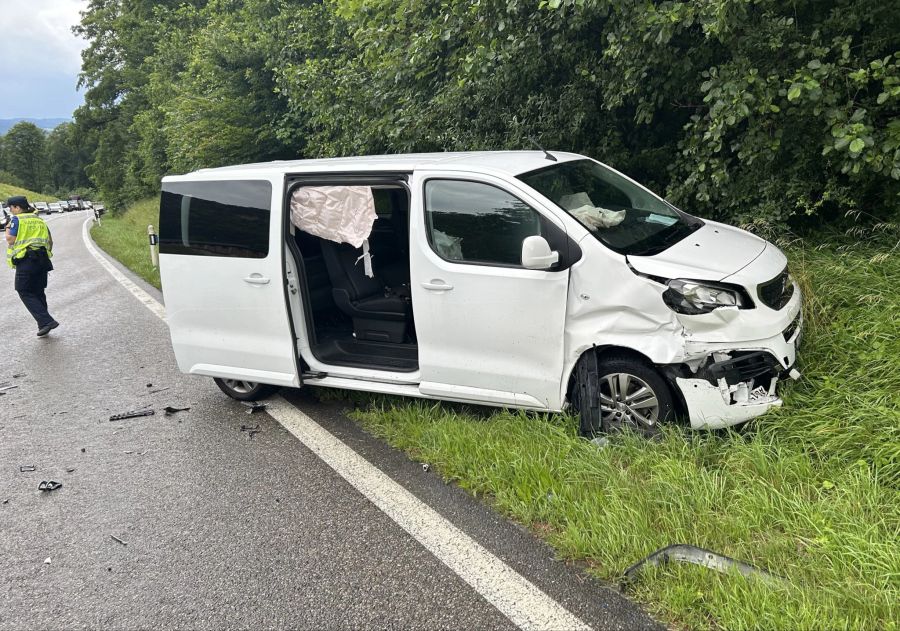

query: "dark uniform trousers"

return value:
[14, 249, 54, 328]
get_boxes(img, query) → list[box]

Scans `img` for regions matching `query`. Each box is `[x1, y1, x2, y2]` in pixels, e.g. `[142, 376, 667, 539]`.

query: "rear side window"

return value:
[160, 180, 272, 258]
[424, 179, 542, 267]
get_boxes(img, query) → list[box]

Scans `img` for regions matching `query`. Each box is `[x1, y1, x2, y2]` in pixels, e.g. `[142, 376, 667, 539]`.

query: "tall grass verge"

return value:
[89, 197, 161, 289]
[347, 242, 899, 629]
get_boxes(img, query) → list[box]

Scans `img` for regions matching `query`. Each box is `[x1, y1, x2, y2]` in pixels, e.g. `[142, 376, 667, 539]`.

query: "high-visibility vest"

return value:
[6, 212, 53, 268]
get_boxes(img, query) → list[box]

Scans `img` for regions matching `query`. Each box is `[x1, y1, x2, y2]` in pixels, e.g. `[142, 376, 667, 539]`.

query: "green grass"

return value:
[340, 243, 900, 630]
[89, 197, 161, 289]
[0, 183, 55, 203]
[94, 196, 899, 629]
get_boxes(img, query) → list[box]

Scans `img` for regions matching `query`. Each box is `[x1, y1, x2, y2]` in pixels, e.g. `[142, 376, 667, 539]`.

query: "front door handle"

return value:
[243, 274, 270, 285]
[421, 281, 454, 291]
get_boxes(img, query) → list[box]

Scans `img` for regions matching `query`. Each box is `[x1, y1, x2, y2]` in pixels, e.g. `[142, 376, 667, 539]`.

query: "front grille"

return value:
[706, 351, 780, 386]
[758, 267, 794, 310]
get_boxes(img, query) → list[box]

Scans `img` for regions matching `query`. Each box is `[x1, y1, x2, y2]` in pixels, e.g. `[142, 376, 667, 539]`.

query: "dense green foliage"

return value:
[72, 0, 898, 224]
[0, 121, 94, 197]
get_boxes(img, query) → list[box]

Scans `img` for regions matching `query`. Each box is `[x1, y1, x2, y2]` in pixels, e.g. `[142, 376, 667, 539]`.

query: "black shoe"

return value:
[36, 320, 59, 337]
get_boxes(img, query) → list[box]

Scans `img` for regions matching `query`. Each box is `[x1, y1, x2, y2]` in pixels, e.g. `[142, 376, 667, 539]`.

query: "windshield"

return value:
[517, 159, 701, 256]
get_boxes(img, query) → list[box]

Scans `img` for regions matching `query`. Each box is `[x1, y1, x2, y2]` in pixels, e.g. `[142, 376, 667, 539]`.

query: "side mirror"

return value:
[521, 235, 559, 270]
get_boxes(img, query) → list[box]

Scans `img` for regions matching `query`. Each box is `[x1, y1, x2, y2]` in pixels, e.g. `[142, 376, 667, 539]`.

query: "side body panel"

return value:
[159, 176, 299, 386]
[408, 170, 570, 409]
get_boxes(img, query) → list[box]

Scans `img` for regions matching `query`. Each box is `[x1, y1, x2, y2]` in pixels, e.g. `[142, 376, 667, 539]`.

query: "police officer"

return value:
[5, 196, 59, 336]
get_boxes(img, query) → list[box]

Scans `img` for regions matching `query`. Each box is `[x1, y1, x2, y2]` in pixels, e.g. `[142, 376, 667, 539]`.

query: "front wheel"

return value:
[213, 377, 280, 401]
[571, 352, 674, 437]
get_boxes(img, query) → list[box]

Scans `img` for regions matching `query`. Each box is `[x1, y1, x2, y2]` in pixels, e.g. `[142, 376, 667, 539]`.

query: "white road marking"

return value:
[81, 217, 592, 631]
[81, 218, 167, 321]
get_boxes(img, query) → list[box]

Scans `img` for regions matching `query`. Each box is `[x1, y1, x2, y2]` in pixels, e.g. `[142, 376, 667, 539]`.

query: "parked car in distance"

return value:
[83, 200, 94, 209]
[0, 206, 10, 231]
[48, 202, 63, 214]
[34, 201, 51, 215]
[57, 200, 71, 211]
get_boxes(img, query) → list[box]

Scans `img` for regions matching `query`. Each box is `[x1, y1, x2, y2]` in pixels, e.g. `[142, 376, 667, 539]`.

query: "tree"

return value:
[2, 122, 48, 191]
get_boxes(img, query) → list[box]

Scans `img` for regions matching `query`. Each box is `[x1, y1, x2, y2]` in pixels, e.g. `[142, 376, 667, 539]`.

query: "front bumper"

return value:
[676, 311, 802, 430]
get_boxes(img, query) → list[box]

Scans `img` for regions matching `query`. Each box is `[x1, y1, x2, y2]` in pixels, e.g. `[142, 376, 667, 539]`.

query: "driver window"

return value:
[424, 179, 542, 267]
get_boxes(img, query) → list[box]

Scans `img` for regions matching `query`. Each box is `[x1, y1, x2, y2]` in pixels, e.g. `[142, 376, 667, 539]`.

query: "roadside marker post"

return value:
[148, 224, 159, 268]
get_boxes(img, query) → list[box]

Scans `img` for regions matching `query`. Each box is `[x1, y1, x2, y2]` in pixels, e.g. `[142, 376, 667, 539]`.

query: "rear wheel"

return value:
[213, 378, 279, 401]
[571, 352, 674, 437]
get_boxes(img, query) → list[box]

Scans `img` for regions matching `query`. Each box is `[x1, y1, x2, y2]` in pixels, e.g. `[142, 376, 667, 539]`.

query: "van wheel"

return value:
[213, 378, 279, 401]
[571, 352, 673, 437]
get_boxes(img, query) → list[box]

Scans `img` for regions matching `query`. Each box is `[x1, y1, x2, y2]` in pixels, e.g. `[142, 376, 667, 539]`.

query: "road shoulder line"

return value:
[80, 214, 593, 631]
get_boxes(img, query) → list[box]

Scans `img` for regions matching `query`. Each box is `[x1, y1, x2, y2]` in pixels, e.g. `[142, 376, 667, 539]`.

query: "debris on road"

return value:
[80, 448, 86, 453]
[147, 387, 170, 395]
[621, 544, 782, 586]
[240, 423, 261, 439]
[0, 384, 18, 392]
[66, 468, 76, 473]
[421, 463, 430, 472]
[163, 406, 190, 416]
[2, 499, 8, 504]
[110, 535, 128, 546]
[109, 409, 155, 421]
[241, 401, 267, 414]
[38, 481, 62, 492]
[19, 465, 36, 472]
[44, 558, 51, 565]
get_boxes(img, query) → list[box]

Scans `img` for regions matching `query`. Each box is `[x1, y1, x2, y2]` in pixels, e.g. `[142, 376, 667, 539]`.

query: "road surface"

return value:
[0, 211, 660, 630]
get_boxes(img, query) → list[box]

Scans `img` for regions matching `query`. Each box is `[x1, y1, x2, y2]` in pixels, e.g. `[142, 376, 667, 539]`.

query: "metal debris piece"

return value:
[241, 401, 268, 414]
[12, 373, 25, 378]
[240, 424, 261, 439]
[38, 480, 62, 492]
[0, 385, 18, 392]
[2, 499, 8, 504]
[163, 406, 190, 416]
[110, 535, 128, 546]
[147, 387, 170, 395]
[109, 409, 155, 422]
[80, 448, 86, 453]
[421, 463, 430, 472]
[19, 465, 36, 472]
[44, 557, 51, 565]
[622, 544, 782, 586]
[66, 468, 76, 473]
[146, 383, 152, 388]
[124, 451, 134, 455]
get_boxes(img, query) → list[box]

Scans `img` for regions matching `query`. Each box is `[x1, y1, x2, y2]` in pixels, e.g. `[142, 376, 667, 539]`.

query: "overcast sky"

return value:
[0, 0, 89, 119]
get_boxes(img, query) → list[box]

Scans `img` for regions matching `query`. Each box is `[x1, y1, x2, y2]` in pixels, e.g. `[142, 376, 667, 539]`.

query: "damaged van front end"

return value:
[630, 225, 802, 429]
[520, 157, 802, 432]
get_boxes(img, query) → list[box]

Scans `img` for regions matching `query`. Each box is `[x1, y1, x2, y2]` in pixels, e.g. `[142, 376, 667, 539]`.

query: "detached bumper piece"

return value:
[678, 351, 798, 429]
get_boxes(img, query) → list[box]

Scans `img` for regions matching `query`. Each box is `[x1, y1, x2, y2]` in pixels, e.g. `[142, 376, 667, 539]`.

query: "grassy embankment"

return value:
[90, 197, 161, 289]
[0, 183, 55, 203]
[94, 196, 898, 630]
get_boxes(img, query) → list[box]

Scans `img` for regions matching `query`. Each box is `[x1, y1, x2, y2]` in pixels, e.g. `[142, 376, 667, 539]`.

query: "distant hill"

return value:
[0, 118, 70, 134]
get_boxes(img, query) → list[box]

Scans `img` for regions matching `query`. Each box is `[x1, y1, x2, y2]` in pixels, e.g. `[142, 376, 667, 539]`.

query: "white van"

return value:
[159, 151, 801, 435]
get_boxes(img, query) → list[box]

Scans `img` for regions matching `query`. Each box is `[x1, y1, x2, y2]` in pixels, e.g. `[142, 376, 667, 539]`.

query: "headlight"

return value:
[662, 279, 748, 315]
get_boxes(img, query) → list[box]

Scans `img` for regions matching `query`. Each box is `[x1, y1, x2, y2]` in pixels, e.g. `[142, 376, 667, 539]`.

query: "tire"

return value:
[213, 377, 280, 401]
[571, 352, 674, 437]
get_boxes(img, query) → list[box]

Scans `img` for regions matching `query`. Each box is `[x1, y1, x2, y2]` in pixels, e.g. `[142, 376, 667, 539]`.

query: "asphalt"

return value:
[0, 211, 662, 629]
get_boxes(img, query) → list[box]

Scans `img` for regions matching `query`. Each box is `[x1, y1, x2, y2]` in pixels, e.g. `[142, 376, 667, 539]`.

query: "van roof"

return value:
[162, 151, 587, 182]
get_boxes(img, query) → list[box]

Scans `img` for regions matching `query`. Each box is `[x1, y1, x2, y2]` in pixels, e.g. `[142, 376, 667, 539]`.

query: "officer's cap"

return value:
[6, 196, 29, 209]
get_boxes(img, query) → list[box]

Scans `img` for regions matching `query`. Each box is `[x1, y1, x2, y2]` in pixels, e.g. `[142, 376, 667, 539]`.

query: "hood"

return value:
[627, 220, 767, 282]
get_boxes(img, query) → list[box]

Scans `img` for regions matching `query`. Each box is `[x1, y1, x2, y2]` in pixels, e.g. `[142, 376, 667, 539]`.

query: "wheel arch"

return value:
[564, 345, 689, 420]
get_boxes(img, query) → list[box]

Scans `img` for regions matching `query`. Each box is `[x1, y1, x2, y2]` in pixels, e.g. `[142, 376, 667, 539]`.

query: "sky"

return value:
[0, 0, 89, 119]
